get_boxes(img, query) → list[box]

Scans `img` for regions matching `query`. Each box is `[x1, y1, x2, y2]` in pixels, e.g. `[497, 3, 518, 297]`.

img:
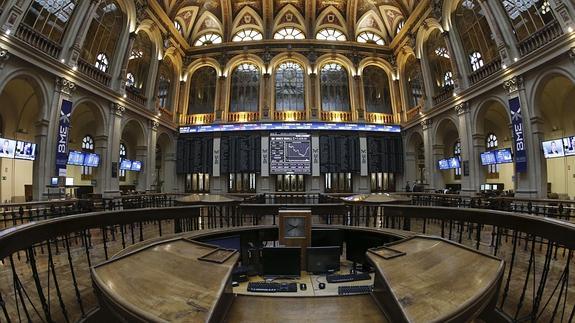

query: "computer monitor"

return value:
[261, 247, 301, 278]
[50, 177, 59, 187]
[311, 229, 344, 251]
[306, 246, 340, 274]
[480, 184, 485, 191]
[201, 235, 241, 251]
[346, 233, 385, 266]
[65, 177, 74, 186]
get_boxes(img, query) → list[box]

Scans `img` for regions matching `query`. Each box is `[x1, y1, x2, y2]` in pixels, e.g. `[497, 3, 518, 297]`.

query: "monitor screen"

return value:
[448, 157, 460, 169]
[495, 148, 513, 164]
[261, 247, 301, 278]
[67, 151, 85, 165]
[83, 153, 100, 167]
[130, 160, 142, 172]
[14, 141, 37, 161]
[270, 133, 311, 175]
[0, 138, 17, 159]
[51, 177, 59, 186]
[563, 136, 575, 156]
[306, 246, 341, 274]
[480, 151, 497, 166]
[311, 229, 344, 251]
[480, 184, 486, 191]
[438, 159, 450, 170]
[346, 232, 385, 265]
[65, 177, 74, 186]
[542, 139, 565, 158]
[120, 159, 133, 170]
[485, 184, 492, 190]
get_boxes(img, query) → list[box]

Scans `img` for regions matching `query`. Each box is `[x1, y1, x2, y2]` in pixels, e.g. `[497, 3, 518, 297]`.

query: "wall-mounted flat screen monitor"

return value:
[120, 159, 133, 170]
[438, 159, 450, 170]
[65, 177, 74, 186]
[542, 139, 565, 159]
[563, 136, 575, 156]
[495, 148, 513, 164]
[480, 151, 497, 166]
[448, 157, 460, 169]
[14, 141, 37, 161]
[261, 247, 301, 279]
[83, 153, 100, 167]
[485, 184, 492, 190]
[0, 138, 17, 159]
[130, 161, 142, 172]
[270, 133, 311, 175]
[306, 246, 341, 274]
[480, 184, 486, 191]
[67, 151, 85, 165]
[51, 177, 59, 186]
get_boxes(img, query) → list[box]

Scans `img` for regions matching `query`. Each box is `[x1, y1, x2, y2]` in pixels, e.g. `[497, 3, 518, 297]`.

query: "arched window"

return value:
[81, 135, 95, 179]
[174, 21, 182, 35]
[194, 33, 222, 46]
[500, 0, 555, 42]
[404, 56, 424, 108]
[454, 0, 499, 71]
[396, 20, 405, 35]
[119, 143, 127, 181]
[275, 61, 305, 111]
[316, 28, 346, 41]
[486, 133, 499, 175]
[320, 63, 350, 111]
[188, 66, 217, 114]
[232, 28, 263, 42]
[363, 66, 392, 114]
[157, 59, 173, 110]
[95, 53, 110, 72]
[82, 0, 124, 73]
[357, 32, 385, 45]
[126, 32, 153, 91]
[454, 140, 462, 179]
[274, 27, 305, 39]
[22, 0, 77, 44]
[426, 30, 453, 94]
[469, 51, 484, 71]
[229, 64, 260, 112]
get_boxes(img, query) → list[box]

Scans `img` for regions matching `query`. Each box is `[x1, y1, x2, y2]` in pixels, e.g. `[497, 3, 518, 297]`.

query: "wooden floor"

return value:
[1, 217, 573, 322]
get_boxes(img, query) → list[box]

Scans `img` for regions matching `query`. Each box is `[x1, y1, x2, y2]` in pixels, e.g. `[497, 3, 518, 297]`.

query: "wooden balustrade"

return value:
[273, 110, 306, 121]
[469, 58, 502, 85]
[406, 106, 421, 122]
[77, 58, 112, 86]
[125, 87, 147, 106]
[365, 112, 394, 124]
[179, 113, 215, 125]
[15, 24, 61, 59]
[432, 85, 454, 106]
[519, 20, 563, 56]
[320, 111, 352, 122]
[227, 111, 260, 122]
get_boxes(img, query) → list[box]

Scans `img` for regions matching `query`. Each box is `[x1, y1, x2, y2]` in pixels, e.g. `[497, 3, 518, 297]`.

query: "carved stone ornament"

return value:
[151, 120, 159, 131]
[503, 75, 524, 94]
[114, 104, 126, 117]
[420, 119, 433, 130]
[454, 102, 470, 116]
[57, 78, 76, 95]
[0, 46, 9, 69]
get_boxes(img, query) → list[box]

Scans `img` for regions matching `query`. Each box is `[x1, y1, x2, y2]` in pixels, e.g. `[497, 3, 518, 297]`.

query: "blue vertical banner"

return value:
[55, 99, 73, 176]
[509, 97, 527, 173]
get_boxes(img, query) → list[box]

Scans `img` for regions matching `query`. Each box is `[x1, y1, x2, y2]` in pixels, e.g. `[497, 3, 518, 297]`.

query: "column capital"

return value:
[112, 103, 126, 117]
[0, 46, 9, 69]
[503, 75, 524, 94]
[420, 118, 433, 130]
[150, 120, 159, 131]
[454, 102, 470, 116]
[56, 77, 76, 95]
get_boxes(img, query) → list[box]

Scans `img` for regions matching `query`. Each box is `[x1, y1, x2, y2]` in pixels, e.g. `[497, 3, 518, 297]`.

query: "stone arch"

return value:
[273, 4, 307, 36]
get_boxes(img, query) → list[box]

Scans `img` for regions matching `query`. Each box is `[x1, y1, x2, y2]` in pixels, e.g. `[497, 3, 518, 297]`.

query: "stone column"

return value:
[261, 72, 271, 120]
[215, 75, 227, 121]
[62, 0, 100, 66]
[455, 102, 475, 195]
[477, 0, 513, 66]
[432, 144, 446, 190]
[483, 0, 520, 60]
[309, 72, 319, 120]
[33, 119, 49, 200]
[145, 120, 159, 191]
[163, 151, 178, 193]
[354, 75, 364, 121]
[94, 135, 109, 195]
[115, 32, 137, 93]
[547, 0, 575, 33]
[421, 119, 434, 189]
[418, 54, 435, 111]
[471, 133, 487, 190]
[442, 31, 468, 90]
[503, 76, 545, 197]
[0, 0, 33, 34]
[103, 103, 124, 197]
[135, 145, 148, 192]
[145, 56, 160, 111]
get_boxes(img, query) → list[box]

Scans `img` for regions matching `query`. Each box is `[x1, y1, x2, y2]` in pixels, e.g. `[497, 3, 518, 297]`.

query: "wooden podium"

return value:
[278, 209, 311, 270]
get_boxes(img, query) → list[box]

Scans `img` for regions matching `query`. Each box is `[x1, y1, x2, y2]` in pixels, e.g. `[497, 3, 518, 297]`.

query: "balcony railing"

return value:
[273, 110, 306, 121]
[126, 87, 146, 106]
[406, 106, 422, 122]
[432, 85, 454, 106]
[469, 58, 502, 85]
[366, 112, 394, 124]
[518, 20, 563, 57]
[320, 111, 352, 122]
[15, 24, 61, 59]
[227, 111, 259, 122]
[179, 113, 215, 125]
[158, 107, 173, 122]
[77, 58, 112, 86]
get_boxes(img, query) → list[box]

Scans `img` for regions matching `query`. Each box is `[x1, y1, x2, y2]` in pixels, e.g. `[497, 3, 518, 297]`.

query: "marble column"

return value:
[135, 145, 148, 192]
[62, 0, 100, 66]
[471, 133, 487, 191]
[103, 103, 124, 197]
[115, 32, 137, 92]
[354, 75, 364, 121]
[215, 75, 227, 121]
[33, 119, 49, 200]
[442, 31, 469, 90]
[146, 120, 159, 191]
[455, 102, 475, 194]
[421, 119, 434, 189]
[418, 54, 435, 111]
[262, 73, 271, 120]
[309, 73, 319, 120]
[94, 135, 109, 195]
[483, 0, 520, 60]
[477, 0, 513, 65]
[163, 151, 178, 193]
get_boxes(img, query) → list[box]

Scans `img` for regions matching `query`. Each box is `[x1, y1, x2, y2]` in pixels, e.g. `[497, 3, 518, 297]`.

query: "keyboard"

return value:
[247, 282, 298, 293]
[338, 285, 373, 296]
[326, 273, 371, 283]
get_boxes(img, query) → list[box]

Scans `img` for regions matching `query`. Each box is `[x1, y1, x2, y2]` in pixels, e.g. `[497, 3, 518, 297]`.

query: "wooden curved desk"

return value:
[91, 227, 504, 323]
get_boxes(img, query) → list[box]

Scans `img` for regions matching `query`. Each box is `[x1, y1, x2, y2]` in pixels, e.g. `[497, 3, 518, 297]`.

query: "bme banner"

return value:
[509, 97, 527, 173]
[55, 99, 73, 176]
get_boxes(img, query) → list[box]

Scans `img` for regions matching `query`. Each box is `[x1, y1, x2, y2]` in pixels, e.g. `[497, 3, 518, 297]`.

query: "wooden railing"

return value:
[15, 24, 61, 59]
[320, 111, 352, 122]
[179, 113, 215, 125]
[406, 105, 422, 122]
[365, 112, 394, 124]
[227, 111, 259, 122]
[273, 110, 306, 121]
[125, 87, 146, 106]
[518, 20, 563, 57]
[469, 58, 502, 85]
[77, 58, 112, 86]
[432, 85, 454, 106]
